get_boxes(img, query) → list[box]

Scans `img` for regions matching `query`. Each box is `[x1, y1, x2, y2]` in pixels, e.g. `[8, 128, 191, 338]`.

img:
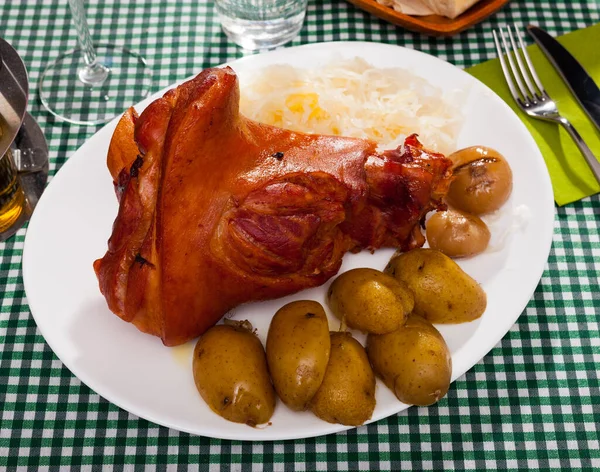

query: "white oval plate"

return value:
[23, 42, 554, 441]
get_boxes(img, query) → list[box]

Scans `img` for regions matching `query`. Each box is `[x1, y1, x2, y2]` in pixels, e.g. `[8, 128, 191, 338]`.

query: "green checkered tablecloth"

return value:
[1, 0, 600, 469]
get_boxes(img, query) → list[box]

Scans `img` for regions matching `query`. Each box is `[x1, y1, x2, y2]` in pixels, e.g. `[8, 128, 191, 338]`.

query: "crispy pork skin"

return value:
[94, 67, 452, 346]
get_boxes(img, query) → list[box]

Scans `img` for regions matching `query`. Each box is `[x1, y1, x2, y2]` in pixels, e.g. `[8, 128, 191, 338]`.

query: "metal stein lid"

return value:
[0, 37, 29, 159]
[0, 37, 49, 242]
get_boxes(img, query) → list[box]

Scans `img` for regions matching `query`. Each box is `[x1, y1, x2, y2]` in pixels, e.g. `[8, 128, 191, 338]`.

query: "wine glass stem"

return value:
[68, 0, 109, 86]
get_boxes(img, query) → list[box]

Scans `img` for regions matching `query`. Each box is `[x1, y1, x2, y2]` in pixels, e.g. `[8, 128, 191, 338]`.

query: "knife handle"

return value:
[559, 118, 600, 185]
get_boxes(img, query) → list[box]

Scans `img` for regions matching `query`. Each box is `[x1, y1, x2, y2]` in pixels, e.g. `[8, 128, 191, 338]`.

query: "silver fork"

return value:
[493, 25, 600, 184]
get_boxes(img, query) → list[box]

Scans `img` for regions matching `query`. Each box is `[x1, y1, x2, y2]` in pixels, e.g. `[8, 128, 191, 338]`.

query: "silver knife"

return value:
[527, 25, 600, 133]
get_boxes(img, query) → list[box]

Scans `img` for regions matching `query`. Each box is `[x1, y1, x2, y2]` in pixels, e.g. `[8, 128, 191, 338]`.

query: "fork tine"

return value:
[499, 27, 531, 103]
[493, 30, 523, 105]
[506, 25, 540, 100]
[515, 26, 548, 99]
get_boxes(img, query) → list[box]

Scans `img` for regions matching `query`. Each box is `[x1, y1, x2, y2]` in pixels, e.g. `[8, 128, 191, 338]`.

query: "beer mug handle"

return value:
[12, 147, 47, 173]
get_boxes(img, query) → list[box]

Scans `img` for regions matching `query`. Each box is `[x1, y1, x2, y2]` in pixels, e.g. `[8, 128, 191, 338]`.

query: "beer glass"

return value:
[0, 147, 25, 233]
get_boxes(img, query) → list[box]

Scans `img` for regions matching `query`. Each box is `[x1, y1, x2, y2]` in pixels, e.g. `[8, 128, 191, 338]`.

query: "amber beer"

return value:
[0, 147, 25, 232]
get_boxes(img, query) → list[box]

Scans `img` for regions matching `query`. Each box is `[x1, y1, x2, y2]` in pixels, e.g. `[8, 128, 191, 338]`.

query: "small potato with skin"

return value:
[310, 332, 376, 426]
[193, 321, 275, 426]
[385, 248, 486, 324]
[447, 146, 513, 215]
[367, 314, 452, 406]
[426, 208, 491, 258]
[327, 268, 414, 334]
[266, 300, 331, 411]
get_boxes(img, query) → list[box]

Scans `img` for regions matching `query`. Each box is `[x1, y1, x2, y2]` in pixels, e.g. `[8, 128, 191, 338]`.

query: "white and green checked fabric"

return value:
[1, 1, 600, 469]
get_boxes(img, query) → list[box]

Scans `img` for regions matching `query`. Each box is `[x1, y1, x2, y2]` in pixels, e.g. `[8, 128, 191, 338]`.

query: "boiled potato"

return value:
[327, 268, 413, 334]
[384, 248, 486, 324]
[367, 314, 452, 406]
[266, 300, 330, 411]
[193, 321, 275, 426]
[310, 332, 376, 426]
[426, 208, 491, 258]
[447, 146, 513, 215]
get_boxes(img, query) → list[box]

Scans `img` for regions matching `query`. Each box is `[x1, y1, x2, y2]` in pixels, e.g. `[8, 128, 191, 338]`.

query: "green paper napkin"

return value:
[466, 23, 600, 206]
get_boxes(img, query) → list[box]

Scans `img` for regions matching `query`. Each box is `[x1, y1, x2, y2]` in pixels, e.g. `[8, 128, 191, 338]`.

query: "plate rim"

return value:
[22, 40, 555, 441]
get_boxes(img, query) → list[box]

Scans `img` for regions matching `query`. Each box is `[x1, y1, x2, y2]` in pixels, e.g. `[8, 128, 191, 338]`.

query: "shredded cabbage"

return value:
[239, 57, 463, 155]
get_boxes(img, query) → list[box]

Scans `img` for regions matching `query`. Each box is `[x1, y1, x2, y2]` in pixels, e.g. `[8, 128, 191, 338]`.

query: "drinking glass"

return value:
[0, 147, 25, 233]
[215, 0, 309, 50]
[39, 0, 152, 126]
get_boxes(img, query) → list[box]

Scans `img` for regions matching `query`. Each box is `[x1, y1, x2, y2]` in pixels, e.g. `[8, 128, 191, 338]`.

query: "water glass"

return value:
[215, 0, 309, 50]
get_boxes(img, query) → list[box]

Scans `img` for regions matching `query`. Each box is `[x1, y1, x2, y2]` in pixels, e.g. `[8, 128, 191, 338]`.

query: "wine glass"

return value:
[39, 0, 152, 126]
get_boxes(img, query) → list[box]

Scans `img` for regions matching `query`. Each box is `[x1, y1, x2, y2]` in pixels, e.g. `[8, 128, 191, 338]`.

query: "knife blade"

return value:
[527, 25, 600, 133]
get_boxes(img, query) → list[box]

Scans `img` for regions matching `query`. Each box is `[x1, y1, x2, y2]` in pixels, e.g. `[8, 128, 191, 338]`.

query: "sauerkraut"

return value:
[239, 57, 463, 155]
